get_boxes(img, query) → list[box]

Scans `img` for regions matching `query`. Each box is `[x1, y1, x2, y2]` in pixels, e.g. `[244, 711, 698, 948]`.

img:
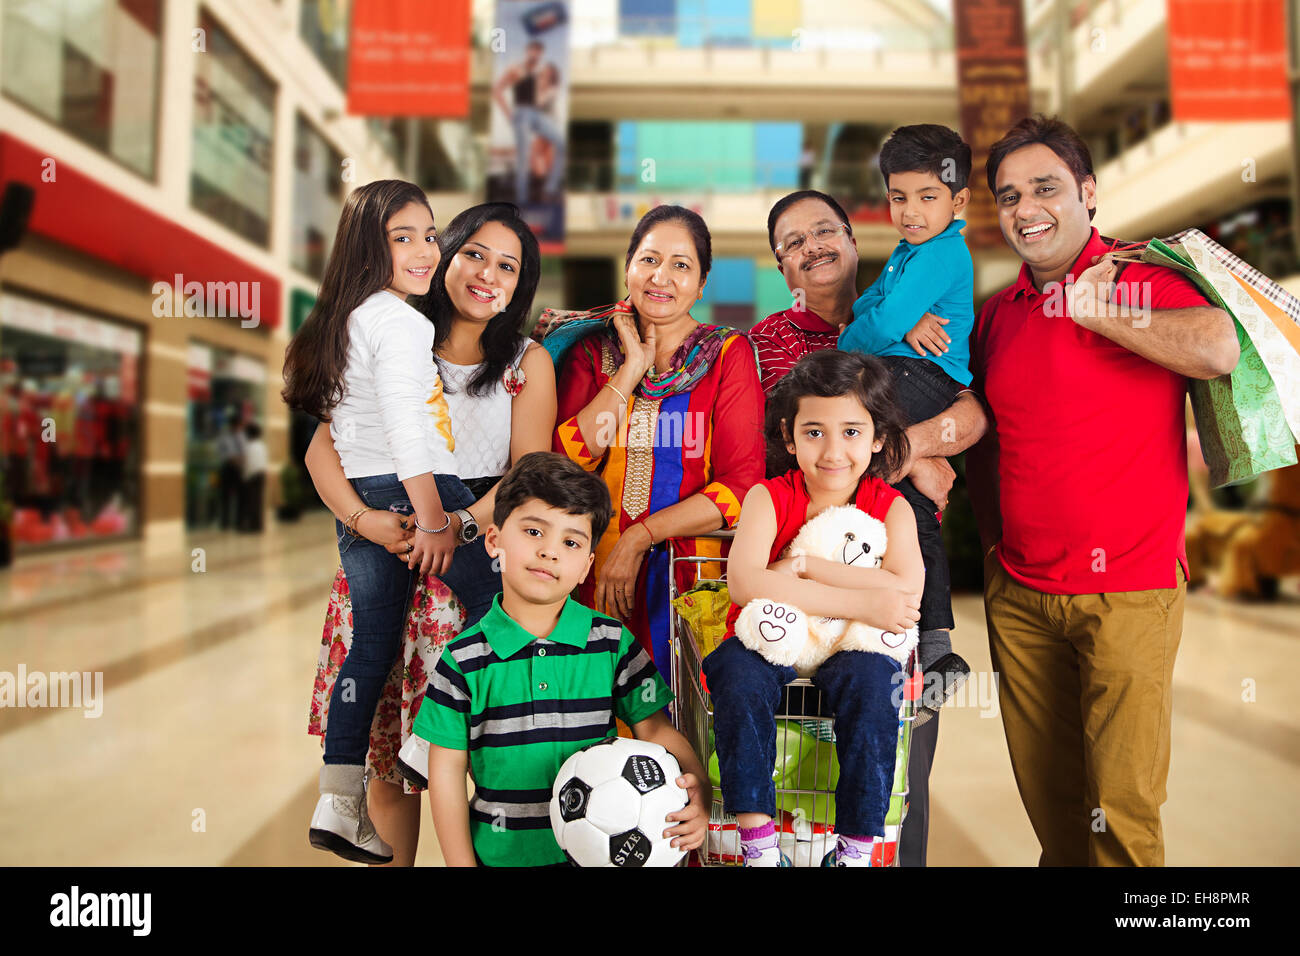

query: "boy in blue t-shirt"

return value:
[838, 124, 976, 719]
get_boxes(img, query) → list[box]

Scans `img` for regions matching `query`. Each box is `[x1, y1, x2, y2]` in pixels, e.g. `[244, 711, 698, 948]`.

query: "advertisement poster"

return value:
[488, 0, 570, 251]
[346, 0, 472, 117]
[1167, 0, 1291, 122]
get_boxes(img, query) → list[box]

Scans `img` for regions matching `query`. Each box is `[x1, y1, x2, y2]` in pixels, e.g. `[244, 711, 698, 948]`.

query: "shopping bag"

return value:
[1169, 230, 1300, 438]
[1109, 231, 1299, 487]
[670, 581, 731, 659]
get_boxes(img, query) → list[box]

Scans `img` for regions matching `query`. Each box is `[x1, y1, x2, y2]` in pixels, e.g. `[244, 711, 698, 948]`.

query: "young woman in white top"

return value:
[303, 203, 556, 865]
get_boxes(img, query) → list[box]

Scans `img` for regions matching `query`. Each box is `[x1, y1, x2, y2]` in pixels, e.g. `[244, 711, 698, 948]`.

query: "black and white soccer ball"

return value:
[550, 736, 689, 867]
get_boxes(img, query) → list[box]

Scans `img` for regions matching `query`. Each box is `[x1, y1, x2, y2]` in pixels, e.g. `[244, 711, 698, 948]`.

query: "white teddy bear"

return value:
[734, 504, 919, 675]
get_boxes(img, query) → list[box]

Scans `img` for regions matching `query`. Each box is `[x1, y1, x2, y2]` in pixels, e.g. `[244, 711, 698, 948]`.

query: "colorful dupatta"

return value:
[535, 299, 750, 400]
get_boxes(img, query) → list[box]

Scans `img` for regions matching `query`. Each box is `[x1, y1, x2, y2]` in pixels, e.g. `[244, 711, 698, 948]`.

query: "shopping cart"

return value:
[668, 532, 920, 867]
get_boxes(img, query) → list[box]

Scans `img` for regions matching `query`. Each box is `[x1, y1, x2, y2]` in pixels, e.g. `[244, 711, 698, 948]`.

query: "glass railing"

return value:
[564, 157, 893, 213]
[472, 12, 953, 54]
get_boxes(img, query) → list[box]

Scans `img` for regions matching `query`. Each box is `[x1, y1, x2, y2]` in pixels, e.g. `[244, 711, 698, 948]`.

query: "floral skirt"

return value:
[307, 566, 466, 794]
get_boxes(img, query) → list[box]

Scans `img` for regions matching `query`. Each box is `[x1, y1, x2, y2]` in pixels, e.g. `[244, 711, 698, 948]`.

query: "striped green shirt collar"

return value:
[480, 593, 594, 659]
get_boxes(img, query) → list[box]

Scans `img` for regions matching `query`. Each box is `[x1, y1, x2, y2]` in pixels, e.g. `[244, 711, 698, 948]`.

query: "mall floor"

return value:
[1, 511, 1296, 867]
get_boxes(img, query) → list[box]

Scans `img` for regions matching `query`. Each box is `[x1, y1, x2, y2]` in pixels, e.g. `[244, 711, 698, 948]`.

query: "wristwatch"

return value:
[453, 508, 478, 544]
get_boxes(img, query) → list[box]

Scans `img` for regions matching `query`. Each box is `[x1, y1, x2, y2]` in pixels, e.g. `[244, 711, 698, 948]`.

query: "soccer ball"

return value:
[550, 736, 689, 867]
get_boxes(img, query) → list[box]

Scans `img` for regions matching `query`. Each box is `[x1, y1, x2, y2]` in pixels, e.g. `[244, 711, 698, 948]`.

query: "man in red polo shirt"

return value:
[967, 116, 1239, 866]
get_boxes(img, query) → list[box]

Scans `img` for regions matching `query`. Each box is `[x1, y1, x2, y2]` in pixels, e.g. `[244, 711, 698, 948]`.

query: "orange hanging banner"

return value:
[1167, 0, 1291, 121]
[346, 0, 472, 117]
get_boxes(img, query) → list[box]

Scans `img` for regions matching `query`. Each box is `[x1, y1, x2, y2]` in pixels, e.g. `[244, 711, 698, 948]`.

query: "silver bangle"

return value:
[414, 513, 451, 534]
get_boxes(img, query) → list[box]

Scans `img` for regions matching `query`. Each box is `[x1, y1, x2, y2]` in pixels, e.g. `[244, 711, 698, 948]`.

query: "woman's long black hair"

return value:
[282, 179, 433, 421]
[764, 350, 911, 479]
[420, 202, 541, 396]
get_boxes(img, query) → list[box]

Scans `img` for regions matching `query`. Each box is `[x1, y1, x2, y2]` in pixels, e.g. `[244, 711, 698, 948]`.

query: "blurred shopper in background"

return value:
[216, 417, 244, 530]
[968, 115, 1239, 866]
[239, 421, 266, 533]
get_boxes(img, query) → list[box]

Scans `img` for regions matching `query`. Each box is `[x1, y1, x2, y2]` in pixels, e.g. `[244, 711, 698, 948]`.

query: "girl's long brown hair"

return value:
[281, 180, 434, 421]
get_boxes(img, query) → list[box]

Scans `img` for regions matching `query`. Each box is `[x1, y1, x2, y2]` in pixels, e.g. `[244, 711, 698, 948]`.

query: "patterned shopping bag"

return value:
[1110, 231, 1299, 487]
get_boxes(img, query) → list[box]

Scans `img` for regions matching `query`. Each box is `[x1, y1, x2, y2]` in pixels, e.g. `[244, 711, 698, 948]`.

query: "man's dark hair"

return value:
[493, 452, 613, 546]
[766, 190, 854, 257]
[986, 114, 1097, 221]
[244, 422, 261, 440]
[878, 124, 972, 196]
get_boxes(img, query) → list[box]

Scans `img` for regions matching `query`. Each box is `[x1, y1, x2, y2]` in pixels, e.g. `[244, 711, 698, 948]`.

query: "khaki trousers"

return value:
[984, 549, 1185, 866]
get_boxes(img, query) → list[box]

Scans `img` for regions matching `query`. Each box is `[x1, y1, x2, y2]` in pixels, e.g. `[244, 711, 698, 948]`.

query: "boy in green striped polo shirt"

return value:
[415, 452, 710, 866]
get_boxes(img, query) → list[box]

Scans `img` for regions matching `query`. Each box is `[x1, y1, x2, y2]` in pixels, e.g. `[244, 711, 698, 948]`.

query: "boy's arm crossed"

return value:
[427, 744, 476, 867]
[630, 711, 711, 852]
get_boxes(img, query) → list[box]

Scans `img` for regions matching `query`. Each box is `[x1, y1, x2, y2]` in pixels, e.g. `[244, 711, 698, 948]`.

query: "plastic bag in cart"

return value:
[671, 581, 731, 658]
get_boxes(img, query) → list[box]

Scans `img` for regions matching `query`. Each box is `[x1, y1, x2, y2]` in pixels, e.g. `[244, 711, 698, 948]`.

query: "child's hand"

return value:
[663, 773, 709, 853]
[859, 588, 921, 635]
[408, 522, 456, 577]
[350, 510, 414, 554]
[904, 312, 950, 357]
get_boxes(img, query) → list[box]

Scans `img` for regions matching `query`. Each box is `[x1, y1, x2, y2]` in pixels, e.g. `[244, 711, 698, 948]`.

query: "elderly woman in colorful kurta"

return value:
[552, 205, 766, 682]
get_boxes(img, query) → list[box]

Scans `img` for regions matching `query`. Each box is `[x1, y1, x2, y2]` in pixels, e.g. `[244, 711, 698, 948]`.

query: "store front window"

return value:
[0, 0, 163, 178]
[185, 342, 266, 530]
[292, 113, 344, 280]
[191, 9, 276, 246]
[1, 292, 141, 552]
[300, 0, 348, 88]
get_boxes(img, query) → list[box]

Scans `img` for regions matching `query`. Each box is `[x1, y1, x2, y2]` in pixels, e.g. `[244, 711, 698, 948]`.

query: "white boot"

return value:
[310, 765, 393, 864]
[396, 734, 429, 789]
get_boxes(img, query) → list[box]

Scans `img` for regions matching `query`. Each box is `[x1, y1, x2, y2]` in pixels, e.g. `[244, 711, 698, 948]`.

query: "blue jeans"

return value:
[322, 473, 500, 766]
[702, 637, 903, 837]
[882, 355, 964, 632]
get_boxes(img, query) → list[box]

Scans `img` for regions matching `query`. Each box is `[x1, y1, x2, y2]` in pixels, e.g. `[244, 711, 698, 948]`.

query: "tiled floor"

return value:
[1, 512, 1296, 866]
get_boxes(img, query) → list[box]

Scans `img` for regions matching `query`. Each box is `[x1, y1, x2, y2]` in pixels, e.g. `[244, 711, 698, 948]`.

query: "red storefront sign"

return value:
[0, 134, 281, 329]
[1167, 0, 1291, 121]
[954, 0, 1031, 250]
[346, 0, 472, 117]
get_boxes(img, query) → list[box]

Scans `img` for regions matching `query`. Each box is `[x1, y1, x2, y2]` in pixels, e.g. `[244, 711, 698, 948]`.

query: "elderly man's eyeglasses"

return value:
[775, 223, 849, 259]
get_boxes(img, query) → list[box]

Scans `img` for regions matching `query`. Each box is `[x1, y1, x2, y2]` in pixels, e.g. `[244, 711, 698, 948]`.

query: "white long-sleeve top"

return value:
[329, 290, 457, 481]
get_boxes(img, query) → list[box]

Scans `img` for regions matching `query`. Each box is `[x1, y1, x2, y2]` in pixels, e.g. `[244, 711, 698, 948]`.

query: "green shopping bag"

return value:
[1124, 237, 1298, 487]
